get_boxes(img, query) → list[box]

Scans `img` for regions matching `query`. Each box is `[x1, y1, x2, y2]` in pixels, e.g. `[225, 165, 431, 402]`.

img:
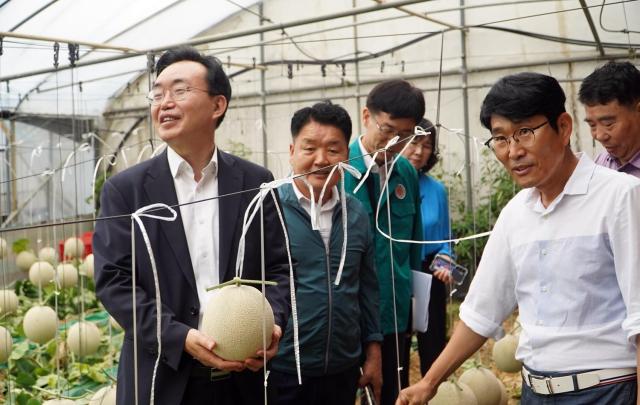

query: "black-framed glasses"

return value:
[371, 115, 415, 140]
[484, 121, 548, 154]
[146, 86, 209, 105]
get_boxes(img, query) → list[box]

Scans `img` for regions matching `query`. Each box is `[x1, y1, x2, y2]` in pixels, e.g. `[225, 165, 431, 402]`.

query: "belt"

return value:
[522, 367, 636, 396]
[190, 364, 231, 382]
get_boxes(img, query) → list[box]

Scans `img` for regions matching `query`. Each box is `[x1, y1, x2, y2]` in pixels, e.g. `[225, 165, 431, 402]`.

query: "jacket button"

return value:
[190, 307, 198, 316]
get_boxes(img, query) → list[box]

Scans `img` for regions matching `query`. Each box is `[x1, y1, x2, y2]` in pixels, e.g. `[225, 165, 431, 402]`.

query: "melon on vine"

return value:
[23, 305, 58, 344]
[89, 385, 117, 405]
[492, 333, 522, 373]
[42, 400, 76, 405]
[79, 253, 94, 278]
[201, 283, 274, 361]
[39, 246, 58, 264]
[0, 325, 12, 363]
[63, 237, 85, 259]
[16, 250, 37, 272]
[430, 379, 477, 405]
[0, 289, 19, 315]
[56, 263, 78, 289]
[67, 321, 102, 356]
[459, 366, 503, 405]
[29, 260, 55, 286]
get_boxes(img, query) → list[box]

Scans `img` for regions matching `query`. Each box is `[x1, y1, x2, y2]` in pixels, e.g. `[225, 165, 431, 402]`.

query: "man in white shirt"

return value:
[94, 46, 291, 405]
[396, 72, 640, 404]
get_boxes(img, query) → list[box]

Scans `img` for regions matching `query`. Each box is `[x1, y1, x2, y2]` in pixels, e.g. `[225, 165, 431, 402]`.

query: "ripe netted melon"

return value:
[0, 325, 12, 363]
[430, 380, 478, 405]
[39, 246, 58, 264]
[67, 321, 102, 356]
[16, 250, 37, 272]
[29, 261, 55, 286]
[56, 263, 78, 289]
[201, 284, 274, 361]
[492, 333, 522, 373]
[459, 367, 502, 405]
[23, 305, 57, 344]
[0, 289, 19, 315]
[63, 237, 85, 259]
[89, 385, 117, 405]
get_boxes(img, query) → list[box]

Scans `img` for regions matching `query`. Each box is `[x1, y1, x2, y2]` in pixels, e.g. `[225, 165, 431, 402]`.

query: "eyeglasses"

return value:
[371, 115, 415, 140]
[484, 121, 548, 155]
[146, 86, 209, 105]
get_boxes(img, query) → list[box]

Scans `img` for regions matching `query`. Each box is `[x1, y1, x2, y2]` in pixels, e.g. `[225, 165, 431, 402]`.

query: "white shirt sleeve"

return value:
[611, 182, 640, 343]
[459, 208, 518, 340]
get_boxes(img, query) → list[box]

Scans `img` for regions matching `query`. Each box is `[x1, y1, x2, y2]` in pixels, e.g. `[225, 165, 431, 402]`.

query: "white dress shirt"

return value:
[167, 146, 219, 328]
[460, 153, 640, 372]
[291, 181, 339, 250]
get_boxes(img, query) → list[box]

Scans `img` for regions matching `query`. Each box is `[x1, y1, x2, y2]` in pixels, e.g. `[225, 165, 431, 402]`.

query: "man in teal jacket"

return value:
[269, 101, 383, 405]
[344, 80, 424, 405]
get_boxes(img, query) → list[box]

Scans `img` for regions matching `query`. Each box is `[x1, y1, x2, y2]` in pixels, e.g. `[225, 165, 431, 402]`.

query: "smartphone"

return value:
[359, 367, 377, 405]
[429, 255, 469, 285]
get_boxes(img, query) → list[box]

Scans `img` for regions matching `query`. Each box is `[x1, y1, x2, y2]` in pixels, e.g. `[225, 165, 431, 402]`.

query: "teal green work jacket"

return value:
[271, 183, 383, 376]
[344, 141, 423, 335]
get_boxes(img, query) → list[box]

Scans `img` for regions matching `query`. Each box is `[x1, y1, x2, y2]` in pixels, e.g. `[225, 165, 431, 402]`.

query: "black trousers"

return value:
[414, 255, 448, 377]
[181, 368, 266, 405]
[380, 332, 410, 405]
[267, 366, 360, 405]
[416, 274, 447, 376]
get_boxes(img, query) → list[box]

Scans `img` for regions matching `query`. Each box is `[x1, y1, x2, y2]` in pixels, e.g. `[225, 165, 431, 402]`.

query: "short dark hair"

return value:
[579, 61, 640, 108]
[155, 46, 232, 128]
[480, 72, 566, 131]
[290, 101, 352, 144]
[366, 79, 425, 124]
[416, 118, 439, 173]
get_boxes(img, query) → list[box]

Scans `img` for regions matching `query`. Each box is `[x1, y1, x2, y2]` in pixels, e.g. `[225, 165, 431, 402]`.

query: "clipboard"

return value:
[411, 270, 432, 333]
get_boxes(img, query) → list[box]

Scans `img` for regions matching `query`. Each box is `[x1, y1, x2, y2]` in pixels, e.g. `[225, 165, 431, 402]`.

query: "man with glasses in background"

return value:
[396, 72, 640, 405]
[344, 79, 424, 405]
[94, 46, 291, 405]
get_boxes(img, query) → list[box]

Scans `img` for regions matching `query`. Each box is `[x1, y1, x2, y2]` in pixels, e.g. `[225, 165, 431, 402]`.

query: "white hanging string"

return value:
[130, 203, 178, 405]
[233, 179, 302, 385]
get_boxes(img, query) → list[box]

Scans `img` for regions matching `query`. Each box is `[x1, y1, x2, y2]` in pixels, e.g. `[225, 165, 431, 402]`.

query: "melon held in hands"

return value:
[201, 284, 274, 361]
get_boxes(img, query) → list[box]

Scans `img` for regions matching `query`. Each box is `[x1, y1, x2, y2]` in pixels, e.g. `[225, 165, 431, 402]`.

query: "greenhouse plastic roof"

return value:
[0, 0, 257, 116]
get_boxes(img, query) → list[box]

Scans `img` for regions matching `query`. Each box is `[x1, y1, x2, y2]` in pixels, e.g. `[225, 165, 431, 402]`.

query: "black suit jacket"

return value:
[94, 149, 291, 405]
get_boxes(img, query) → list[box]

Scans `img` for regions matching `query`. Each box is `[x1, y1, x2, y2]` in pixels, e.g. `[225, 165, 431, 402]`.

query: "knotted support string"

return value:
[233, 179, 302, 385]
[352, 136, 399, 195]
[130, 203, 178, 405]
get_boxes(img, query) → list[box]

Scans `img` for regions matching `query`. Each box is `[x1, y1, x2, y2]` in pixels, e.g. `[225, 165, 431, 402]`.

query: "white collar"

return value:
[291, 180, 339, 212]
[167, 146, 218, 179]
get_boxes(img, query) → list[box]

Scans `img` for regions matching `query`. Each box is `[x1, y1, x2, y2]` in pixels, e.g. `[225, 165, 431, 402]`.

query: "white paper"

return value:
[411, 270, 433, 333]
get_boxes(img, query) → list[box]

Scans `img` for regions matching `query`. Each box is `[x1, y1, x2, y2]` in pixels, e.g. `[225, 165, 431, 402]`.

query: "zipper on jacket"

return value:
[323, 239, 333, 374]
